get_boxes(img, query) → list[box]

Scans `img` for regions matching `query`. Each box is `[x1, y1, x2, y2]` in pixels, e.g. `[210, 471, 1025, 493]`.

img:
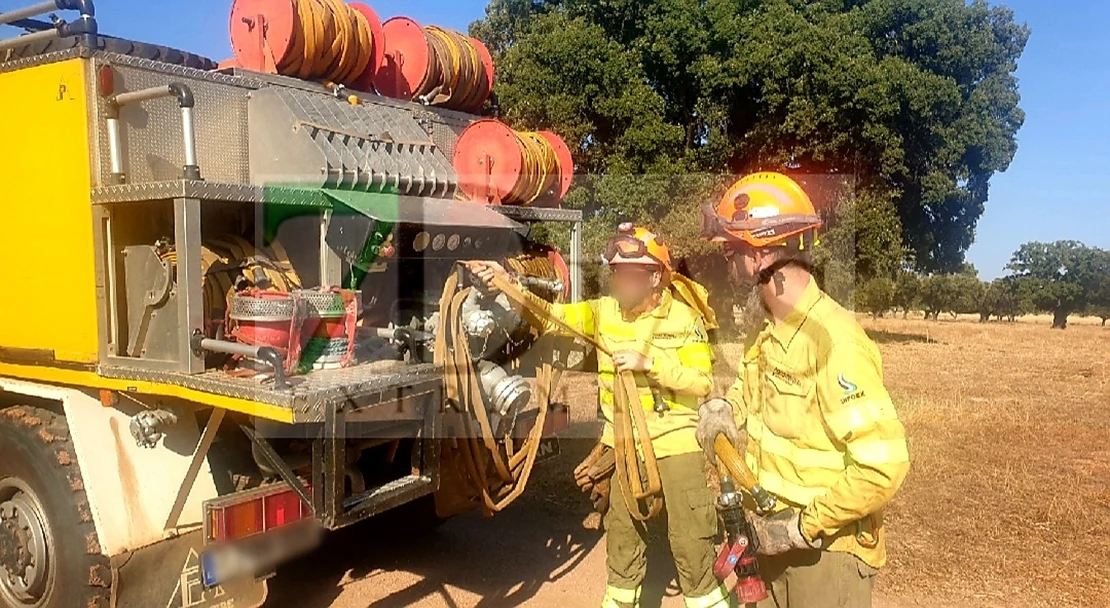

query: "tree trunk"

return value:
[1052, 308, 1069, 329]
[1102, 317, 1107, 327]
[979, 312, 990, 323]
[903, 309, 909, 320]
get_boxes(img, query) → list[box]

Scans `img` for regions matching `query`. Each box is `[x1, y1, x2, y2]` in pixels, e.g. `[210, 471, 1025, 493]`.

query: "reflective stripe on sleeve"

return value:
[849, 438, 910, 465]
[756, 470, 829, 506]
[825, 399, 899, 439]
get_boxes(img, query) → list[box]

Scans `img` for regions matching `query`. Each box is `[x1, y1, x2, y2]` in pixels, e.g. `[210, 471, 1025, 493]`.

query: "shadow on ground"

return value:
[866, 329, 938, 345]
[265, 424, 702, 608]
[265, 433, 608, 608]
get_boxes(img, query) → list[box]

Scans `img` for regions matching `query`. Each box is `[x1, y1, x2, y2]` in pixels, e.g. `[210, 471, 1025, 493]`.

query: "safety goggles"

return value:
[602, 234, 665, 266]
[699, 202, 822, 243]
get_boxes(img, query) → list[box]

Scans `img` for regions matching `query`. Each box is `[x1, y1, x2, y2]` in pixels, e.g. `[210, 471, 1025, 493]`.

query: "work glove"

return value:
[748, 508, 824, 555]
[589, 477, 612, 514]
[574, 443, 616, 515]
[466, 260, 513, 293]
[696, 398, 743, 464]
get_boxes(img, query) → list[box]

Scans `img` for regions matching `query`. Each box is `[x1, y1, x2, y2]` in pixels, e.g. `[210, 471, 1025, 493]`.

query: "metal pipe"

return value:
[56, 0, 95, 16]
[180, 107, 200, 179]
[359, 327, 434, 343]
[194, 338, 288, 389]
[104, 212, 120, 351]
[106, 117, 124, 183]
[111, 85, 177, 107]
[107, 82, 200, 181]
[570, 220, 583, 303]
[8, 17, 53, 32]
[0, 1, 61, 26]
[0, 27, 56, 51]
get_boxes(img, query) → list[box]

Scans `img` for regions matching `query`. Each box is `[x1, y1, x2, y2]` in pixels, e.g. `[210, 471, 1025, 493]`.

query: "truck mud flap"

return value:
[110, 529, 268, 608]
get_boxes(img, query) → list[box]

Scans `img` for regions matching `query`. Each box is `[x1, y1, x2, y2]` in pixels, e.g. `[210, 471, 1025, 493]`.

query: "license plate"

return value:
[200, 523, 322, 588]
[536, 437, 560, 462]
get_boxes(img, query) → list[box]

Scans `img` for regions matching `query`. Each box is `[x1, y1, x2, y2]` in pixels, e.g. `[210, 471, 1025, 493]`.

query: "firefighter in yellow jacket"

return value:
[697, 173, 911, 608]
[470, 225, 729, 608]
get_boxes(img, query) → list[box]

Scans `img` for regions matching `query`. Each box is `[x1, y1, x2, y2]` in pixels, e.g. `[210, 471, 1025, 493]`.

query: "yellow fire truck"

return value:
[0, 1, 582, 606]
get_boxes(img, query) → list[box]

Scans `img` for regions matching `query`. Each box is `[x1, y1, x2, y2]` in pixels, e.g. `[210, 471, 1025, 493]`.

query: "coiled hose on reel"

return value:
[278, 0, 372, 82]
[417, 26, 489, 112]
[230, 0, 379, 86]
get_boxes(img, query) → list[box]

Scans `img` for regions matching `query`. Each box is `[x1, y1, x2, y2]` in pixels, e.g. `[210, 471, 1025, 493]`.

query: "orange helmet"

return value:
[701, 172, 822, 249]
[603, 223, 672, 271]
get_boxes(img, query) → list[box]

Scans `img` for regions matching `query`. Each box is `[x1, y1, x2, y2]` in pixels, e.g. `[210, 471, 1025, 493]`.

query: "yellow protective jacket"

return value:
[724, 278, 910, 569]
[520, 288, 714, 458]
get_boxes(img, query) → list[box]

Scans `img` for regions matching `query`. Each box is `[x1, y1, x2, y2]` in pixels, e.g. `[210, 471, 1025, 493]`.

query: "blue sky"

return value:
[4, 0, 1106, 279]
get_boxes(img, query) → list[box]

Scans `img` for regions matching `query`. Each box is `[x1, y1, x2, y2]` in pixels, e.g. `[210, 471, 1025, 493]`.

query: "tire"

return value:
[0, 406, 110, 608]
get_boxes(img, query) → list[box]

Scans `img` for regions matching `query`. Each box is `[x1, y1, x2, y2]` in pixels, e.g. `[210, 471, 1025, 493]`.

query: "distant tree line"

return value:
[853, 240, 1110, 329]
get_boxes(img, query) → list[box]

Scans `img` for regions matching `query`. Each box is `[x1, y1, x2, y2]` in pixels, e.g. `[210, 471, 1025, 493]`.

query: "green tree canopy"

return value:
[892, 271, 921, 318]
[1005, 241, 1110, 329]
[473, 0, 1029, 277]
[857, 277, 896, 318]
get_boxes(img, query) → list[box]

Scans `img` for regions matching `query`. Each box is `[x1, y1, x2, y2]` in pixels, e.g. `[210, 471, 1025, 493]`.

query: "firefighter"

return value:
[469, 224, 729, 608]
[696, 172, 911, 608]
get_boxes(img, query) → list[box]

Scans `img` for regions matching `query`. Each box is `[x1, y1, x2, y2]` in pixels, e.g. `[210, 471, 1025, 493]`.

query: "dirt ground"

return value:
[266, 317, 1110, 608]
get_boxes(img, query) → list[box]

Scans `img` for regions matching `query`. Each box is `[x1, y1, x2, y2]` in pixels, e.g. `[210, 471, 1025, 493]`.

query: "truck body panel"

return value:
[0, 58, 99, 364]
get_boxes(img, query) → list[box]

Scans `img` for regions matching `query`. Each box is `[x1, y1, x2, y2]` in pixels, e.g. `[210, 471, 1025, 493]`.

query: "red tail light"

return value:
[205, 484, 311, 543]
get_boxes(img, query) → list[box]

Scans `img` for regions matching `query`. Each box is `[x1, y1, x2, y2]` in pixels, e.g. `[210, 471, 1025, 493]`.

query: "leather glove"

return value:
[589, 476, 611, 514]
[696, 398, 743, 464]
[749, 508, 824, 555]
[574, 443, 615, 515]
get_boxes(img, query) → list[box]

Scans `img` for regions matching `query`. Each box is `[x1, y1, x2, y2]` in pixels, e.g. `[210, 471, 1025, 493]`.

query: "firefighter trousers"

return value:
[602, 451, 727, 608]
[753, 549, 878, 608]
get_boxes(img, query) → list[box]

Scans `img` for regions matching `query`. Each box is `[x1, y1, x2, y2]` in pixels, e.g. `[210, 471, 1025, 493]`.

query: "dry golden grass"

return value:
[857, 318, 1110, 608]
[552, 317, 1110, 607]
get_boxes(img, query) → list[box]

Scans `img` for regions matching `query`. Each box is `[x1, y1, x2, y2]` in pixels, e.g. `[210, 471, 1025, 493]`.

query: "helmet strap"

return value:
[756, 257, 815, 294]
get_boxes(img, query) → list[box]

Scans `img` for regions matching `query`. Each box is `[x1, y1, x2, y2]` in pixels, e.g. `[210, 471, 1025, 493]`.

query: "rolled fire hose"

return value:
[419, 26, 489, 112]
[504, 131, 562, 206]
[435, 270, 561, 515]
[278, 0, 374, 84]
[480, 269, 664, 521]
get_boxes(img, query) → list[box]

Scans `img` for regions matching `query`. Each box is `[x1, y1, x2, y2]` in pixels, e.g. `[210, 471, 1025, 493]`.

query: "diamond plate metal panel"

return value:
[494, 205, 583, 223]
[412, 107, 475, 163]
[89, 180, 332, 206]
[98, 361, 443, 422]
[249, 87, 459, 198]
[92, 59, 253, 186]
[0, 48, 82, 74]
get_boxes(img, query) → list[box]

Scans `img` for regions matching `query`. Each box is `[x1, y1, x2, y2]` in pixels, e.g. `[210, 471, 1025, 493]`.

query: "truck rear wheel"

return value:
[0, 407, 110, 608]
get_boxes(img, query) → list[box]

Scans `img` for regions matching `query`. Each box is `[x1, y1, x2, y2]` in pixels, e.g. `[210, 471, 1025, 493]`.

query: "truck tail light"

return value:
[205, 484, 311, 543]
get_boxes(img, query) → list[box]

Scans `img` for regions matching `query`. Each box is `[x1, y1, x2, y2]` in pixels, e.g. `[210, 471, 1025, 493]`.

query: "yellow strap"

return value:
[669, 273, 718, 330]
